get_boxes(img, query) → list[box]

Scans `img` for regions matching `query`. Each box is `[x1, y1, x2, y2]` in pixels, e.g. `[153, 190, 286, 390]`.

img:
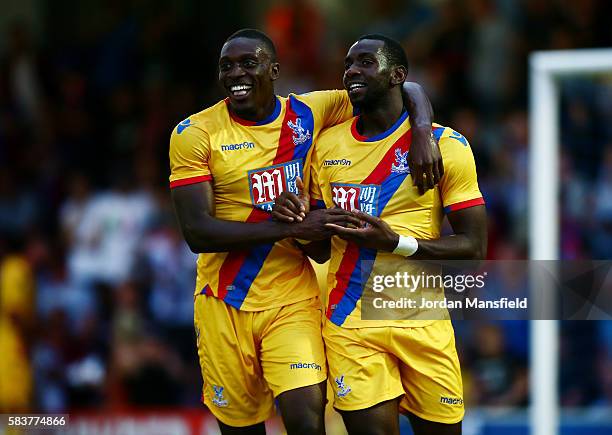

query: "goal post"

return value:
[528, 48, 612, 435]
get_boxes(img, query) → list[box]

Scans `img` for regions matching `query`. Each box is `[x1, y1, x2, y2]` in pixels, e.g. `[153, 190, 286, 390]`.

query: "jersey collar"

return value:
[226, 96, 282, 126]
[350, 110, 408, 142]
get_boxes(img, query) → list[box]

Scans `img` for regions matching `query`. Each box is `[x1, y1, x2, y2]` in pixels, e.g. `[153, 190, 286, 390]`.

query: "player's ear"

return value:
[390, 65, 407, 86]
[270, 62, 280, 81]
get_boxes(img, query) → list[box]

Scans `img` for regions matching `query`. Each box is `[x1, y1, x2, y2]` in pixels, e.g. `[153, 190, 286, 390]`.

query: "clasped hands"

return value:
[271, 178, 399, 252]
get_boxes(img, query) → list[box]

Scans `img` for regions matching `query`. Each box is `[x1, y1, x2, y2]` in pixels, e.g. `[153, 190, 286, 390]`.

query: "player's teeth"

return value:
[234, 90, 247, 96]
[230, 85, 252, 91]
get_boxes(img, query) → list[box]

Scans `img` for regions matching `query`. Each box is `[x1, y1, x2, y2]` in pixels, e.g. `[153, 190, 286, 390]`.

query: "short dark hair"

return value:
[226, 29, 277, 61]
[358, 34, 409, 71]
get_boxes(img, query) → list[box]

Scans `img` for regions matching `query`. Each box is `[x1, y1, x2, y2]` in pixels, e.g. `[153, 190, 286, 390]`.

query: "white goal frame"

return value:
[529, 48, 612, 435]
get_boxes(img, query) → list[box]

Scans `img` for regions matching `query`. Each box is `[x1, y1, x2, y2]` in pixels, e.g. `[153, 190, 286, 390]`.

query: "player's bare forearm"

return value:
[171, 183, 292, 252]
[296, 240, 331, 264]
[401, 82, 443, 192]
[327, 206, 486, 260]
[412, 206, 487, 260]
[172, 182, 352, 253]
[180, 216, 294, 253]
[412, 234, 484, 260]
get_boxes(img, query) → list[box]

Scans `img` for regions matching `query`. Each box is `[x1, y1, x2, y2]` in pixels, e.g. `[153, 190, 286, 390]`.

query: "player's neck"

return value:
[357, 94, 404, 138]
[229, 95, 277, 123]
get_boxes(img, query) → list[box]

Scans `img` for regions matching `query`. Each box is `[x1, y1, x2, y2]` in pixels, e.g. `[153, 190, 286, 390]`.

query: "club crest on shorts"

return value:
[391, 147, 410, 174]
[248, 159, 303, 212]
[331, 183, 380, 216]
[212, 385, 229, 407]
[287, 118, 311, 145]
[335, 375, 352, 398]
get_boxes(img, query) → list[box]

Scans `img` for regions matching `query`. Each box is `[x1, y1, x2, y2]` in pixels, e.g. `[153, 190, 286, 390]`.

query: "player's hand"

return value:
[291, 208, 360, 241]
[325, 209, 399, 251]
[272, 177, 309, 223]
[409, 127, 444, 195]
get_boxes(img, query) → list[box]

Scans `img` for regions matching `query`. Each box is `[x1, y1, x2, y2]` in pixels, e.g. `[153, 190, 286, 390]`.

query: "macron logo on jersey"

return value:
[323, 159, 352, 167]
[331, 183, 380, 216]
[221, 141, 255, 151]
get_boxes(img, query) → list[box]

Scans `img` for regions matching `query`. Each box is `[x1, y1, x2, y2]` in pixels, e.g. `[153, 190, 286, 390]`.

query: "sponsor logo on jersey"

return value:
[289, 362, 322, 371]
[439, 396, 464, 406]
[323, 159, 352, 167]
[331, 183, 380, 215]
[212, 385, 229, 407]
[335, 375, 352, 398]
[248, 159, 303, 212]
[221, 141, 255, 151]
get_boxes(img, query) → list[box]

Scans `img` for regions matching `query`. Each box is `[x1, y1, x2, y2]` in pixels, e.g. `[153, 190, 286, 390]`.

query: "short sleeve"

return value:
[300, 90, 354, 129]
[437, 128, 485, 213]
[168, 120, 212, 188]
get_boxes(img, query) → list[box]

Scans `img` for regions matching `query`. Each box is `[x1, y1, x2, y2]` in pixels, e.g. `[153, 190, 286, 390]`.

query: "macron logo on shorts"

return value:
[440, 396, 463, 406]
[289, 362, 322, 371]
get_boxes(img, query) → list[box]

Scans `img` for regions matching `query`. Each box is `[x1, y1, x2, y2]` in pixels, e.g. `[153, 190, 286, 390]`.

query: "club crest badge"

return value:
[287, 118, 311, 145]
[391, 148, 410, 174]
[335, 375, 352, 398]
[212, 385, 229, 407]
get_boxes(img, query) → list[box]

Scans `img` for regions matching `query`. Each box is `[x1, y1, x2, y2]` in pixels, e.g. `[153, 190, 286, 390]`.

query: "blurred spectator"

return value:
[1, 21, 44, 123]
[560, 322, 601, 406]
[109, 281, 184, 407]
[33, 308, 70, 412]
[0, 169, 39, 240]
[467, 0, 518, 112]
[466, 323, 528, 406]
[0, 249, 35, 412]
[589, 146, 612, 258]
[66, 174, 154, 287]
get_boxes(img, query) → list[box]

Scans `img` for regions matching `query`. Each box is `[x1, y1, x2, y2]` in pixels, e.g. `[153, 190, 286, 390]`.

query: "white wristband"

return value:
[393, 235, 418, 257]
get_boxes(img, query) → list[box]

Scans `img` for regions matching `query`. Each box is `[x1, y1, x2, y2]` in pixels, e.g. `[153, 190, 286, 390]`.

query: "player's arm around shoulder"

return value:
[169, 121, 354, 253]
[292, 89, 353, 128]
[401, 82, 444, 194]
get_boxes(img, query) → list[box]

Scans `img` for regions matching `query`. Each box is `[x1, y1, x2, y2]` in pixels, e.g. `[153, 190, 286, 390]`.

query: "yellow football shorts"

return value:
[194, 295, 327, 427]
[323, 319, 464, 424]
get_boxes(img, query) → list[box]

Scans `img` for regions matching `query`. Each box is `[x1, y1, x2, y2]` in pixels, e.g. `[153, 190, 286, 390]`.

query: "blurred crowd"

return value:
[0, 0, 611, 415]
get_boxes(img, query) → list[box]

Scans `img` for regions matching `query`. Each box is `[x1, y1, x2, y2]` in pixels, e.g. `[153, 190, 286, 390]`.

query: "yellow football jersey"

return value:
[169, 91, 353, 311]
[309, 112, 484, 327]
